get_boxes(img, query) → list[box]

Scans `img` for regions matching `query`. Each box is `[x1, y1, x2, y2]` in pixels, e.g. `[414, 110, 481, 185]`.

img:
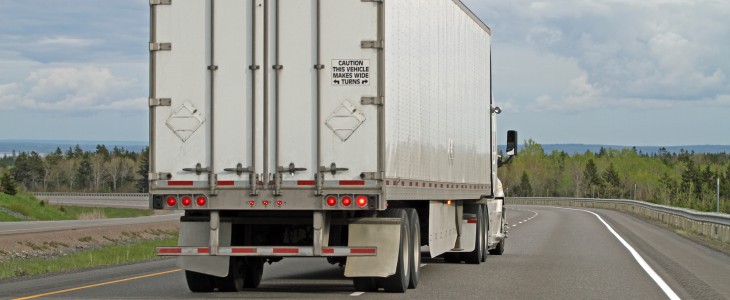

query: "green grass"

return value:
[0, 236, 178, 280]
[0, 192, 152, 221]
[0, 210, 21, 221]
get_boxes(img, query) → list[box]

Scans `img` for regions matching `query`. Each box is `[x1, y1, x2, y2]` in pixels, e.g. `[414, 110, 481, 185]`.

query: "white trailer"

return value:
[148, 0, 517, 293]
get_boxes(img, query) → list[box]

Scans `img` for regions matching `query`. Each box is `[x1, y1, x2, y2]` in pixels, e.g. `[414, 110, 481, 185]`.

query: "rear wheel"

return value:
[463, 205, 484, 264]
[378, 209, 410, 293]
[244, 258, 264, 288]
[481, 205, 489, 262]
[185, 270, 215, 293]
[215, 257, 245, 292]
[406, 208, 421, 289]
[353, 277, 378, 292]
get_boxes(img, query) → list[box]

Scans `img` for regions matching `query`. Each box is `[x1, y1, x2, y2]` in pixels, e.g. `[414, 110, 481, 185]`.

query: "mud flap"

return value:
[344, 218, 401, 278]
[177, 221, 232, 277]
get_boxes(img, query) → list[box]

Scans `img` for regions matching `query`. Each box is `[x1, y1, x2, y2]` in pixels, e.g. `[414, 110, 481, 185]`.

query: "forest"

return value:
[0, 145, 148, 194]
[500, 140, 730, 213]
[1, 141, 729, 214]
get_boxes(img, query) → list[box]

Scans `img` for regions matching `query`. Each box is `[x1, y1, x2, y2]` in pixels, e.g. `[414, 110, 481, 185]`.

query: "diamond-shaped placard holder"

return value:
[166, 102, 206, 142]
[325, 100, 366, 142]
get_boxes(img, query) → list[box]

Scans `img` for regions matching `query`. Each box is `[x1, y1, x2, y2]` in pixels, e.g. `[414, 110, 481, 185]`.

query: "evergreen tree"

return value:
[136, 147, 149, 193]
[603, 163, 621, 198]
[75, 156, 93, 191]
[1, 172, 18, 195]
[516, 171, 532, 197]
[583, 159, 603, 197]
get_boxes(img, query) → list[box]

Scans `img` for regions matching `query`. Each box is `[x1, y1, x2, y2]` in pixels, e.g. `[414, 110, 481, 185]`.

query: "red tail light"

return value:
[276, 200, 283, 207]
[325, 196, 337, 207]
[181, 196, 192, 207]
[196, 196, 207, 206]
[166, 196, 177, 207]
[356, 195, 368, 207]
[341, 196, 352, 207]
[262, 200, 270, 206]
[249, 200, 256, 207]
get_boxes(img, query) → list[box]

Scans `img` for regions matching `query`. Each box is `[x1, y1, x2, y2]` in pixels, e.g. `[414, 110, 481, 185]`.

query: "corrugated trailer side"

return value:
[383, 0, 493, 201]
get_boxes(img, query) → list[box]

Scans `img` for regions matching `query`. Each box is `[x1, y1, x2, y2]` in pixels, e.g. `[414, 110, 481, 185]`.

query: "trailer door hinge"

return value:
[149, 98, 172, 107]
[149, 43, 172, 51]
[360, 172, 384, 180]
[150, 0, 171, 5]
[361, 40, 384, 49]
[361, 96, 384, 106]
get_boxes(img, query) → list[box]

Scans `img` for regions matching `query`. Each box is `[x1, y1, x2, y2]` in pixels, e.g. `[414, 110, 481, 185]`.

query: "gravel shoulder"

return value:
[0, 220, 179, 262]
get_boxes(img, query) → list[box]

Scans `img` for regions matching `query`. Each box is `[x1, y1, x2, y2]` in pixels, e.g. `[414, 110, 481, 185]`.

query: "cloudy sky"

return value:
[0, 0, 728, 146]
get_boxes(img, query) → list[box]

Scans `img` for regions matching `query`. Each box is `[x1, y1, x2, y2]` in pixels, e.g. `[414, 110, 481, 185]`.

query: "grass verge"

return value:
[0, 210, 22, 221]
[0, 235, 178, 280]
[0, 192, 152, 221]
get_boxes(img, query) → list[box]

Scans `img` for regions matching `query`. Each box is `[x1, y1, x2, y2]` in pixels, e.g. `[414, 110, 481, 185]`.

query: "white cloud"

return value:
[0, 66, 145, 111]
[37, 36, 100, 47]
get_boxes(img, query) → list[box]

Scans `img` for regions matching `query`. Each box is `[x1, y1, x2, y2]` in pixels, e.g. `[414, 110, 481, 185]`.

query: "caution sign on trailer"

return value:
[331, 59, 371, 86]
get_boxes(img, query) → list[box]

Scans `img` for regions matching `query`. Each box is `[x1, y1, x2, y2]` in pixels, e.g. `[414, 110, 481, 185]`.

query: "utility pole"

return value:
[634, 184, 637, 200]
[718, 177, 721, 213]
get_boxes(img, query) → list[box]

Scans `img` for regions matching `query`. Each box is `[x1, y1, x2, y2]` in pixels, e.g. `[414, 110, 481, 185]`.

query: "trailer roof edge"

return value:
[452, 0, 491, 35]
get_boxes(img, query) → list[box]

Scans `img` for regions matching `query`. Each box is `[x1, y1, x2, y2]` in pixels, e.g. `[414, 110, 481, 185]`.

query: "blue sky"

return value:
[1, 0, 728, 146]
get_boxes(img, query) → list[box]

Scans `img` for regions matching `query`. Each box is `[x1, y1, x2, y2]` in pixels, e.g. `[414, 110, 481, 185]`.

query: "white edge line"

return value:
[558, 207, 680, 300]
[350, 292, 365, 296]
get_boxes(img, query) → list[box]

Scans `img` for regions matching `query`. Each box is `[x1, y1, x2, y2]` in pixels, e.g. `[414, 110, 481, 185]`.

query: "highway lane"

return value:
[3, 205, 729, 299]
[0, 212, 182, 235]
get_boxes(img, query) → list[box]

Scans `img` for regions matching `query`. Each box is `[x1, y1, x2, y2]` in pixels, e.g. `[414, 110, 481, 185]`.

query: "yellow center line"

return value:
[13, 269, 181, 300]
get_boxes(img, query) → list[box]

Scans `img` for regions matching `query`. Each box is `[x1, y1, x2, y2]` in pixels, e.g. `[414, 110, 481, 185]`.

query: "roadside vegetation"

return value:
[0, 232, 177, 280]
[501, 140, 730, 214]
[0, 192, 152, 221]
[0, 145, 149, 193]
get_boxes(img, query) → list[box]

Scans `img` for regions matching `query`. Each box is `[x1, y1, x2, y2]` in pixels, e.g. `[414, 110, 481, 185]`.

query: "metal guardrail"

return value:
[508, 197, 730, 226]
[32, 193, 149, 209]
[33, 192, 149, 198]
[507, 197, 730, 243]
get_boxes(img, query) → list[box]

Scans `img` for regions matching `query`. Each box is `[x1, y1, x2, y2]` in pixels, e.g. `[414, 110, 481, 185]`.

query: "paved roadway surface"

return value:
[2, 205, 729, 299]
[0, 213, 182, 235]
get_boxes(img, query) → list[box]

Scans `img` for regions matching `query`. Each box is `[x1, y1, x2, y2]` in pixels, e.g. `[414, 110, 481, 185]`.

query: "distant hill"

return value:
[0, 140, 147, 156]
[500, 144, 730, 155]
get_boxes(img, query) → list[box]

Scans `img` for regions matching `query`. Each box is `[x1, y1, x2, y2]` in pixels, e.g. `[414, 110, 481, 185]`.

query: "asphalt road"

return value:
[0, 213, 182, 235]
[2, 205, 729, 299]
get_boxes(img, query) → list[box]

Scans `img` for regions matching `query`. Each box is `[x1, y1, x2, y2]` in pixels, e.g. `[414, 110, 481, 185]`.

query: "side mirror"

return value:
[506, 130, 518, 157]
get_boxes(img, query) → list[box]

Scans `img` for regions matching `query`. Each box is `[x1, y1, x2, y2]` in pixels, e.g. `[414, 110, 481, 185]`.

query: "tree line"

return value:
[502, 140, 730, 213]
[0, 145, 149, 194]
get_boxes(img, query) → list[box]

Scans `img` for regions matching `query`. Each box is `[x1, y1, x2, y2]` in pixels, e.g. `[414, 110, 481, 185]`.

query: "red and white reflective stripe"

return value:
[466, 219, 478, 224]
[158, 181, 208, 188]
[322, 247, 377, 256]
[158, 246, 377, 257]
[156, 247, 209, 255]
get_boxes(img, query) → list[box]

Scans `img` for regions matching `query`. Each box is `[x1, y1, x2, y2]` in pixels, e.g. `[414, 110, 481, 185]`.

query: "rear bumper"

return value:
[157, 246, 377, 257]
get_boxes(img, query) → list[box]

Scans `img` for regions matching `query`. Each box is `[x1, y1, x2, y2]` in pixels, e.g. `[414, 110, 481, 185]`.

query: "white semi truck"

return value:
[148, 0, 517, 293]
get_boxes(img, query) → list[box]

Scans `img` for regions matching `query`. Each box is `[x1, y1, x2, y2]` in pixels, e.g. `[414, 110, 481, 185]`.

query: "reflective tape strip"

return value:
[322, 247, 377, 256]
[215, 180, 248, 187]
[156, 247, 209, 256]
[158, 181, 208, 188]
[160, 246, 377, 257]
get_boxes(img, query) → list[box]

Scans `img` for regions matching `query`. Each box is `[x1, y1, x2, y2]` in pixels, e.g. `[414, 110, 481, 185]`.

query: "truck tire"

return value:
[481, 205, 489, 262]
[215, 257, 246, 292]
[185, 270, 215, 293]
[407, 208, 421, 289]
[378, 209, 410, 293]
[353, 277, 378, 292]
[489, 214, 506, 255]
[243, 258, 264, 288]
[463, 205, 484, 264]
